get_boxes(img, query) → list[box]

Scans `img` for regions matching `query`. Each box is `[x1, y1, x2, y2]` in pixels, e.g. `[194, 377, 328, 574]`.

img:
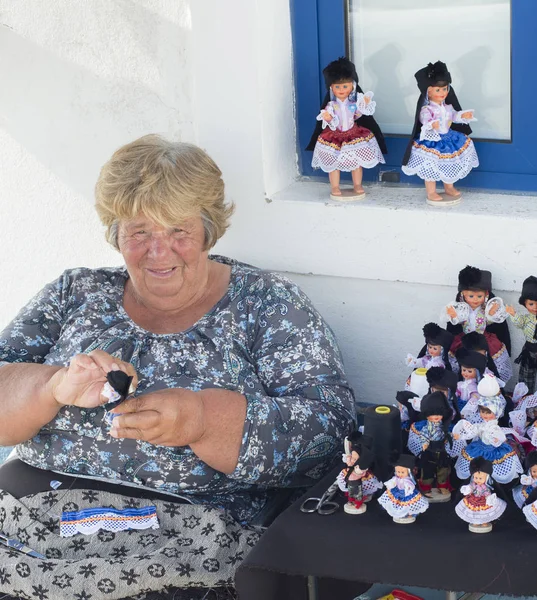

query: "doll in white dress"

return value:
[513, 451, 537, 508]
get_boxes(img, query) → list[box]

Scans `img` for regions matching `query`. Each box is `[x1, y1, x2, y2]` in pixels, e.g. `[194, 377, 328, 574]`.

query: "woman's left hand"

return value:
[108, 388, 204, 446]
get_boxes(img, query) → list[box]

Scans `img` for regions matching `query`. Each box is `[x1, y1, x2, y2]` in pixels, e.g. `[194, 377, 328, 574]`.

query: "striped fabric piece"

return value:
[60, 505, 159, 537]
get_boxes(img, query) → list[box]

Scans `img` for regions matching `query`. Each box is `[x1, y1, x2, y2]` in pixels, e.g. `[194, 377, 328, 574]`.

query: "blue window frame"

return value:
[292, 0, 537, 191]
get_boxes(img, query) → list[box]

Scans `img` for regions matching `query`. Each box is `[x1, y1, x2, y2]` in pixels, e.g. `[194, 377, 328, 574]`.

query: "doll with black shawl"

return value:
[406, 322, 453, 371]
[513, 450, 537, 509]
[455, 457, 507, 534]
[426, 366, 460, 421]
[442, 266, 512, 384]
[307, 57, 387, 201]
[401, 61, 478, 206]
[407, 391, 464, 501]
[336, 432, 381, 514]
[506, 276, 537, 393]
[456, 348, 488, 422]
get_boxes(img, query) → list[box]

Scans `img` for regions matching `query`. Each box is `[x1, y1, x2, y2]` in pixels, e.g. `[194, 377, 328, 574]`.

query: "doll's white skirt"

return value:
[455, 495, 506, 524]
[378, 487, 429, 518]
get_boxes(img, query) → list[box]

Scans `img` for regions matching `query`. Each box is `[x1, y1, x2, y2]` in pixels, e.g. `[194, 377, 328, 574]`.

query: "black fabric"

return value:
[237, 466, 537, 597]
[515, 341, 537, 368]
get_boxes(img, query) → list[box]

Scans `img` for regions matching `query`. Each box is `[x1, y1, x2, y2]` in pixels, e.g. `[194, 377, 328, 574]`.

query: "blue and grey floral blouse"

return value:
[0, 256, 355, 523]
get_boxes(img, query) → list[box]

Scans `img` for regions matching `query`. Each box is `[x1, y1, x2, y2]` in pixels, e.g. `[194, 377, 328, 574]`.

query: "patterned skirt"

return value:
[378, 486, 429, 519]
[522, 501, 537, 530]
[513, 483, 535, 509]
[455, 493, 506, 525]
[312, 125, 385, 172]
[402, 129, 479, 183]
[455, 439, 523, 484]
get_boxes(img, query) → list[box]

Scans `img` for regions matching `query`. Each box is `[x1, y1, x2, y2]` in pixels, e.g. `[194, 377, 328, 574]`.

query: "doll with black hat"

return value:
[378, 454, 429, 524]
[401, 61, 478, 207]
[453, 331, 505, 384]
[406, 322, 453, 370]
[453, 374, 523, 484]
[506, 276, 537, 393]
[455, 457, 507, 534]
[337, 432, 382, 514]
[443, 266, 512, 384]
[407, 391, 464, 501]
[426, 366, 460, 420]
[306, 57, 387, 201]
[513, 450, 537, 509]
[456, 348, 488, 422]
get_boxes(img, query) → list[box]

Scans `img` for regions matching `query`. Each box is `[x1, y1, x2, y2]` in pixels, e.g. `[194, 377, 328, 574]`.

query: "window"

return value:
[293, 0, 537, 191]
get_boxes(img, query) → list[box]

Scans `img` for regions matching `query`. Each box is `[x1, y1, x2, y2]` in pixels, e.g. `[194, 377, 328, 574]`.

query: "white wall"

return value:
[0, 0, 533, 402]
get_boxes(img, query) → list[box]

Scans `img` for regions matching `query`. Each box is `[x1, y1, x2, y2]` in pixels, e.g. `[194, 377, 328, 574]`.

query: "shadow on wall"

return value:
[0, 1, 194, 203]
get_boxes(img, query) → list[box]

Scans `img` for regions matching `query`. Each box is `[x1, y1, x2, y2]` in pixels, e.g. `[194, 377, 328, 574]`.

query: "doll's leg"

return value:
[436, 466, 451, 494]
[425, 180, 442, 201]
[328, 171, 341, 196]
[443, 183, 462, 198]
[351, 167, 364, 194]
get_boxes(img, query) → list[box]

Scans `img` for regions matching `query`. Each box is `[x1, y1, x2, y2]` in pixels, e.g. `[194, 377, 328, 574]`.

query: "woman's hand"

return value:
[108, 388, 204, 447]
[50, 350, 137, 408]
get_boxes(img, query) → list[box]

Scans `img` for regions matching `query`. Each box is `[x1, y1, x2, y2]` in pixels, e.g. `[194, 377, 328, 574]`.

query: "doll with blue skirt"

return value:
[402, 61, 478, 207]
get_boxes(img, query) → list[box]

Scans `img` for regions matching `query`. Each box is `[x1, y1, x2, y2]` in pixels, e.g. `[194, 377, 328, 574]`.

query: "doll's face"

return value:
[461, 366, 477, 380]
[427, 343, 442, 357]
[427, 415, 443, 423]
[525, 299, 537, 315]
[395, 466, 409, 478]
[428, 85, 449, 104]
[430, 385, 449, 399]
[462, 290, 487, 310]
[472, 471, 488, 485]
[478, 406, 495, 421]
[530, 465, 537, 479]
[331, 80, 354, 100]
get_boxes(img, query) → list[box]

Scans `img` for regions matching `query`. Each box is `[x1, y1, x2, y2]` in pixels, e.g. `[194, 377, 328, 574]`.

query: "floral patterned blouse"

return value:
[0, 256, 355, 524]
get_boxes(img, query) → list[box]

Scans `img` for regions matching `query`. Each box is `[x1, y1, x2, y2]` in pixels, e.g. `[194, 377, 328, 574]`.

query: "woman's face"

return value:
[118, 215, 208, 308]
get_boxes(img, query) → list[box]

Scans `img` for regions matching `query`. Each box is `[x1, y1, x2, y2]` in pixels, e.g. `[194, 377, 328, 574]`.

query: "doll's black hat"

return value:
[469, 456, 493, 476]
[458, 266, 492, 292]
[525, 450, 537, 471]
[347, 430, 373, 451]
[393, 454, 416, 470]
[414, 61, 452, 94]
[421, 391, 451, 419]
[422, 323, 453, 349]
[106, 370, 133, 400]
[355, 445, 374, 471]
[519, 276, 537, 306]
[455, 348, 487, 373]
[461, 332, 489, 354]
[322, 57, 358, 88]
[426, 367, 458, 392]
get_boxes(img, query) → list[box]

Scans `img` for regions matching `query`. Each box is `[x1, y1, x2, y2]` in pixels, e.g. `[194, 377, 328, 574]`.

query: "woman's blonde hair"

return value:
[95, 134, 234, 250]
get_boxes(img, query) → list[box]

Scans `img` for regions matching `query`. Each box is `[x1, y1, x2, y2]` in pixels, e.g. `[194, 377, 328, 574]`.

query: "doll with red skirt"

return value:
[307, 57, 387, 201]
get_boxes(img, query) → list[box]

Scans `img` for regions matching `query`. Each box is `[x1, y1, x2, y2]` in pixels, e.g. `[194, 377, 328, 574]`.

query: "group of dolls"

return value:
[307, 57, 477, 206]
[336, 265, 537, 534]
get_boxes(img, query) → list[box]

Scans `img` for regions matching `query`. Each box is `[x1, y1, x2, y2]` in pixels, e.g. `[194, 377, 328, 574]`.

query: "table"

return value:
[235, 467, 536, 600]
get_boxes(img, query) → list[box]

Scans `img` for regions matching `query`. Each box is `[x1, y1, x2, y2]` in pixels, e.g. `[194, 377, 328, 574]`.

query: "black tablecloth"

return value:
[236, 466, 537, 599]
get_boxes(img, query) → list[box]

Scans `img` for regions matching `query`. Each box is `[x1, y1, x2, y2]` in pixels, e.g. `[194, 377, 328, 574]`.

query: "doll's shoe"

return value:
[393, 515, 415, 524]
[426, 488, 451, 503]
[330, 188, 366, 202]
[469, 522, 492, 534]
[426, 194, 461, 207]
[344, 502, 367, 515]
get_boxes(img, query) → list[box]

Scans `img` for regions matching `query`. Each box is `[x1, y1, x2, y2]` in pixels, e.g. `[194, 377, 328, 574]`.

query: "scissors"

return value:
[300, 479, 340, 515]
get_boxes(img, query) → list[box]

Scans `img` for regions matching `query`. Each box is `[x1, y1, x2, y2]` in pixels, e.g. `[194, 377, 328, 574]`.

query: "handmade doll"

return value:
[455, 348, 486, 418]
[506, 276, 537, 393]
[450, 331, 505, 385]
[513, 450, 537, 508]
[337, 432, 382, 514]
[426, 367, 460, 420]
[406, 322, 453, 370]
[509, 383, 537, 453]
[442, 266, 512, 383]
[455, 457, 507, 534]
[378, 454, 429, 524]
[453, 384, 523, 483]
[407, 392, 464, 500]
[401, 61, 478, 206]
[306, 57, 387, 200]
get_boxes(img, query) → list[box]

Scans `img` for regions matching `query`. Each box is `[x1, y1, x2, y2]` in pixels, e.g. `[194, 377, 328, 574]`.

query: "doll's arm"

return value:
[521, 474, 533, 486]
[442, 302, 469, 326]
[418, 105, 441, 141]
[452, 107, 477, 124]
[384, 476, 397, 490]
[507, 310, 527, 330]
[403, 479, 415, 495]
[452, 419, 477, 441]
[316, 103, 339, 130]
[355, 91, 376, 116]
[408, 424, 428, 456]
[487, 425, 506, 447]
[460, 484, 473, 496]
[508, 409, 527, 436]
[406, 354, 424, 369]
[486, 297, 507, 323]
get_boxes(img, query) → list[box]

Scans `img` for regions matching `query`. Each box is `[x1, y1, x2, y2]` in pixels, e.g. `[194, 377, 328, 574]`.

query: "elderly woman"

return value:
[0, 135, 355, 600]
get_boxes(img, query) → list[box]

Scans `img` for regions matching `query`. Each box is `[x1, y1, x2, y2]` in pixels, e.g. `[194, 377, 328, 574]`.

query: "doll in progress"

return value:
[453, 380, 523, 484]
[513, 450, 537, 509]
[407, 391, 464, 500]
[442, 266, 512, 384]
[506, 276, 537, 393]
[307, 57, 387, 201]
[401, 61, 478, 207]
[378, 454, 429, 524]
[337, 432, 382, 514]
[406, 322, 453, 370]
[455, 457, 507, 534]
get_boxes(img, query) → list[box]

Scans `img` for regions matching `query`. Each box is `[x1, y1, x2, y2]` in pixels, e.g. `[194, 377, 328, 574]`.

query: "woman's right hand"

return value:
[50, 350, 138, 408]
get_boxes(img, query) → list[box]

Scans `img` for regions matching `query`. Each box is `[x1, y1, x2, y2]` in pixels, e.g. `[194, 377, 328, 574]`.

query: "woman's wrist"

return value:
[45, 366, 69, 408]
